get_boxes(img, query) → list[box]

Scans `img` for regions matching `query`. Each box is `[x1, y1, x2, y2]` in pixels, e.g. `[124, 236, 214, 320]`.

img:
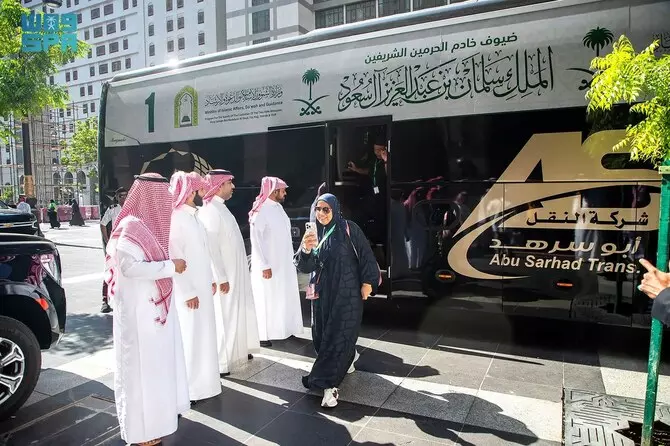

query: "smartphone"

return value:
[305, 222, 316, 234]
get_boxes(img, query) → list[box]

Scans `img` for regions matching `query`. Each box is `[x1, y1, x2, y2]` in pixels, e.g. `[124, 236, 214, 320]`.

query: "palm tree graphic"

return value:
[583, 27, 614, 56]
[302, 69, 320, 101]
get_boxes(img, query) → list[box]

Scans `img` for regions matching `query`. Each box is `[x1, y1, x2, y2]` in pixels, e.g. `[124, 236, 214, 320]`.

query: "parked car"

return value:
[0, 200, 43, 237]
[0, 233, 66, 420]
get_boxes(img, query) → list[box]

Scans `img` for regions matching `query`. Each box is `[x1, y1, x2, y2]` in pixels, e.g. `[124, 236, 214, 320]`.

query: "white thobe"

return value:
[111, 236, 190, 444]
[249, 199, 303, 341]
[169, 205, 221, 401]
[199, 196, 261, 373]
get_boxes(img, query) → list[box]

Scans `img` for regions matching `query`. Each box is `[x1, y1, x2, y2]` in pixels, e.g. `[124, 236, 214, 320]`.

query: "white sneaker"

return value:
[321, 388, 339, 408]
[347, 350, 360, 374]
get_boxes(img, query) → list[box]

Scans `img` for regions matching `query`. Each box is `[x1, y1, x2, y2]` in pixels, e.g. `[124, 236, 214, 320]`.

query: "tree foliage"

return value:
[60, 117, 98, 173]
[0, 0, 88, 139]
[586, 35, 670, 164]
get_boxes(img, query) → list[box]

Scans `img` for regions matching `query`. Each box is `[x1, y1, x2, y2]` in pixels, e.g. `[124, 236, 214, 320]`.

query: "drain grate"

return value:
[564, 389, 670, 446]
[616, 421, 670, 445]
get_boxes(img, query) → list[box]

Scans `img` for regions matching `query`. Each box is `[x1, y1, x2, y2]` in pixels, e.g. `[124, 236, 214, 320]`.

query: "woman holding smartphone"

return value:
[294, 193, 380, 408]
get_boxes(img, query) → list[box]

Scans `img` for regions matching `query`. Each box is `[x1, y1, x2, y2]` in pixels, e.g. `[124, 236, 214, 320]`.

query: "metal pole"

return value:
[642, 160, 670, 445]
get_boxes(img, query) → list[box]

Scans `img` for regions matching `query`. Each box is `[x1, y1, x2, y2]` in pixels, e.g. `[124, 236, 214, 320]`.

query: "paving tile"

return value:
[381, 378, 477, 423]
[222, 378, 306, 408]
[40, 412, 118, 446]
[600, 367, 670, 403]
[454, 428, 561, 445]
[486, 354, 563, 388]
[355, 342, 430, 378]
[190, 384, 289, 442]
[289, 395, 378, 426]
[479, 377, 562, 402]
[229, 356, 279, 381]
[246, 360, 311, 394]
[409, 346, 491, 388]
[351, 427, 446, 445]
[4, 405, 95, 445]
[495, 343, 564, 363]
[23, 391, 49, 407]
[163, 416, 247, 445]
[34, 368, 93, 396]
[563, 363, 606, 394]
[245, 410, 362, 446]
[464, 389, 562, 442]
[365, 408, 462, 445]
[380, 330, 441, 350]
[338, 371, 403, 408]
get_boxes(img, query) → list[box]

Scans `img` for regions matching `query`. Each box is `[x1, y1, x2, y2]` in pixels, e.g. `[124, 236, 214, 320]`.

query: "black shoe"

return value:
[260, 340, 272, 347]
[248, 354, 254, 360]
[101, 301, 113, 313]
[190, 400, 197, 406]
[220, 372, 230, 378]
[302, 376, 310, 389]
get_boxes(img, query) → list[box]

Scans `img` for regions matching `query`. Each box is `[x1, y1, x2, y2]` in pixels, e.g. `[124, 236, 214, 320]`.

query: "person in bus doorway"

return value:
[249, 176, 303, 347]
[104, 173, 190, 446]
[168, 171, 222, 405]
[295, 193, 379, 408]
[100, 187, 127, 313]
[198, 169, 261, 376]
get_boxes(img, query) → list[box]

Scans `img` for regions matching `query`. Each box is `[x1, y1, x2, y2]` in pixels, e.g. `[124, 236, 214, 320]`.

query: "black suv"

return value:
[0, 200, 42, 237]
[0, 233, 66, 420]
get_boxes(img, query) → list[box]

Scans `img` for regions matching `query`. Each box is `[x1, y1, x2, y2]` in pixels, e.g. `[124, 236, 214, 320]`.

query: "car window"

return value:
[0, 200, 9, 209]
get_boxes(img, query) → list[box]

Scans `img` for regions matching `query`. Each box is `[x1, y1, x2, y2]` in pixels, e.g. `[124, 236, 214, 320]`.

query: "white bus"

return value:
[98, 0, 670, 327]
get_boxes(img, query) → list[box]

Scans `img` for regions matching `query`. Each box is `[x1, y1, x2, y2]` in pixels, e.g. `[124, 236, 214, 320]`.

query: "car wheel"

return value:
[0, 316, 42, 421]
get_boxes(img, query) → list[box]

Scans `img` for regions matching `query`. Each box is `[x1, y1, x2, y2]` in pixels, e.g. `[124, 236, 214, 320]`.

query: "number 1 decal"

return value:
[145, 92, 155, 133]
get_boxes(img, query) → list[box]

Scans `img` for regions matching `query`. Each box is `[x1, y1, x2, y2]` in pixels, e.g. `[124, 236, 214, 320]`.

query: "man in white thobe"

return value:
[199, 169, 261, 374]
[104, 173, 190, 446]
[168, 171, 222, 404]
[248, 176, 303, 346]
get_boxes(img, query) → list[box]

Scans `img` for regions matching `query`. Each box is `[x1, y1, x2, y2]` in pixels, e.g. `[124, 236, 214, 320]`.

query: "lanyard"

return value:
[313, 225, 335, 255]
[373, 160, 378, 186]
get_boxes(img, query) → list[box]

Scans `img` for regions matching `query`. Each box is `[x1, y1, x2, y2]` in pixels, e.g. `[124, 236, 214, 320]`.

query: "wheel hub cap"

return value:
[0, 337, 26, 406]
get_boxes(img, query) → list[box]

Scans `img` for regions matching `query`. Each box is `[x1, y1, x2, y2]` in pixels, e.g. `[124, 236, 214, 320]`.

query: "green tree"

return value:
[302, 69, 320, 101]
[0, 0, 88, 140]
[60, 117, 98, 175]
[583, 27, 614, 57]
[586, 35, 669, 163]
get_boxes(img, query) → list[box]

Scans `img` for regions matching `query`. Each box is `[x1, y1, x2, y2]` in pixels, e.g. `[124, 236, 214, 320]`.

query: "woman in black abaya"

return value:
[294, 193, 379, 408]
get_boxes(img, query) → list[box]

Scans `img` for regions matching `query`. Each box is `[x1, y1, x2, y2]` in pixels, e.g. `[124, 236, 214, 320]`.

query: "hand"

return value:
[186, 297, 199, 309]
[212, 283, 217, 295]
[380, 150, 388, 163]
[173, 259, 187, 274]
[302, 231, 317, 252]
[639, 259, 670, 299]
[361, 283, 372, 301]
[219, 282, 230, 294]
[347, 161, 357, 171]
[263, 269, 272, 279]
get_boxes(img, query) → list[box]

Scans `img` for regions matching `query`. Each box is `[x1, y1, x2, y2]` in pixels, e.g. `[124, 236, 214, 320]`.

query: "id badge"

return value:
[306, 283, 319, 300]
[373, 186, 380, 195]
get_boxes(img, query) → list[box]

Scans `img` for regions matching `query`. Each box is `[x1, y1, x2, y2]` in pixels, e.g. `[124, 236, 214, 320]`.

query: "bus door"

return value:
[325, 117, 392, 298]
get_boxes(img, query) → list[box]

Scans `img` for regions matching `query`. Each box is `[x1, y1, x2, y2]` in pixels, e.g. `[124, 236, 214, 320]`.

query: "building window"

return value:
[149, 43, 155, 56]
[198, 10, 204, 24]
[177, 16, 184, 29]
[77, 13, 82, 24]
[379, 0, 409, 16]
[315, 7, 344, 28]
[123, 0, 129, 9]
[91, 7, 100, 19]
[107, 23, 116, 34]
[83, 104, 88, 114]
[198, 0, 203, 2]
[125, 58, 131, 69]
[133, 0, 137, 6]
[94, 26, 103, 38]
[121, 19, 126, 31]
[69, 123, 74, 133]
[177, 0, 183, 7]
[90, 66, 95, 76]
[88, 49, 93, 58]
[79, 87, 85, 97]
[75, 0, 79, 4]
[166, 0, 173, 11]
[413, 0, 447, 10]
[148, 24, 154, 36]
[65, 72, 71, 82]
[66, 0, 71, 6]
[346, 0, 376, 23]
[252, 10, 270, 34]
[110, 42, 119, 53]
[96, 45, 106, 56]
[167, 40, 174, 52]
[49, 76, 54, 85]
[99, 63, 109, 74]
[72, 70, 78, 81]
[178, 37, 185, 50]
[104, 3, 114, 15]
[84, 30, 90, 40]
[91, 102, 96, 113]
[253, 37, 271, 44]
[112, 61, 122, 72]
[123, 39, 129, 50]
[198, 32, 205, 45]
[148, 3, 154, 16]
[67, 108, 72, 117]
[88, 85, 94, 95]
[167, 19, 173, 32]
[252, 0, 269, 5]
